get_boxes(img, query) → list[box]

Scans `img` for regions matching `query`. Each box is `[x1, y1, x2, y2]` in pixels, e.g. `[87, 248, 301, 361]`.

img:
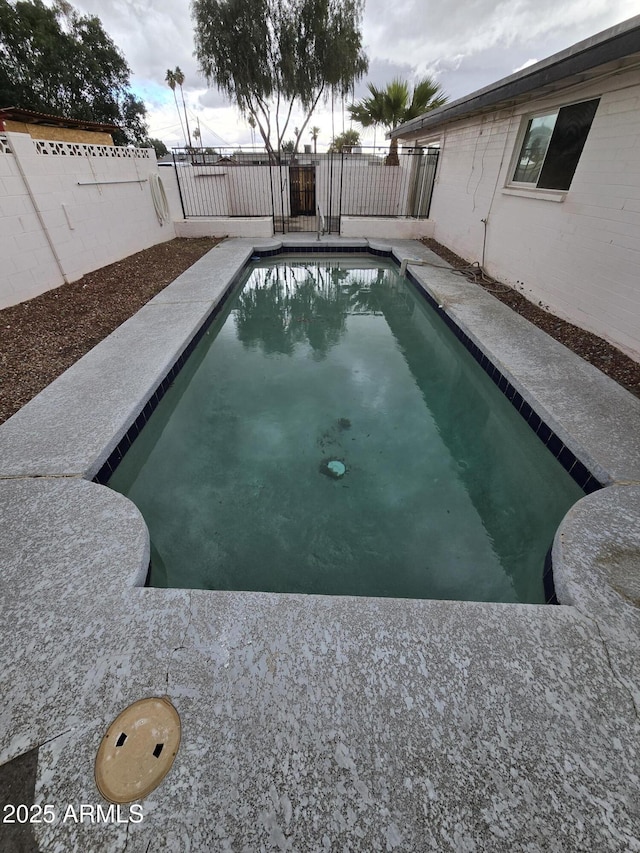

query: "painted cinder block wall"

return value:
[422, 67, 640, 362]
[0, 135, 63, 305]
[0, 132, 176, 309]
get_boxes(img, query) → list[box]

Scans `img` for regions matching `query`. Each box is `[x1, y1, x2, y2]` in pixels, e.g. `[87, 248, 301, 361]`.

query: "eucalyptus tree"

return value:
[192, 0, 368, 161]
[0, 0, 147, 144]
[349, 77, 447, 163]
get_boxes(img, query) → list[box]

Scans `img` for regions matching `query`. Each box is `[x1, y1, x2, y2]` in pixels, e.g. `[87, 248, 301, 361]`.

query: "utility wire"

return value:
[187, 109, 230, 147]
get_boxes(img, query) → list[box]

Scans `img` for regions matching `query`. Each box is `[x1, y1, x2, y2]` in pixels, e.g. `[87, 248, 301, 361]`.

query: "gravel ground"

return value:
[421, 237, 640, 400]
[0, 234, 637, 425]
[0, 237, 221, 424]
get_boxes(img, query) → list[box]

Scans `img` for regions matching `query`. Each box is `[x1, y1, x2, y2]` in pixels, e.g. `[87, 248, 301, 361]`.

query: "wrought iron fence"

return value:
[168, 146, 439, 233]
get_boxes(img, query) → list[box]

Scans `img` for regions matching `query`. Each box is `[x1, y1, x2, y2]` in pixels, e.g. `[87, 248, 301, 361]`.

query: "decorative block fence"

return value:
[0, 132, 175, 309]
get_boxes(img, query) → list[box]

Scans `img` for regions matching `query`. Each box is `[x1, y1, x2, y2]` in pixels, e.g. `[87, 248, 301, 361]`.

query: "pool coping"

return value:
[1, 236, 639, 850]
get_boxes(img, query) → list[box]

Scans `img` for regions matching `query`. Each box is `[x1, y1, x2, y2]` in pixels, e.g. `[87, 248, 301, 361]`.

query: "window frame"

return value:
[511, 110, 558, 186]
[506, 98, 600, 195]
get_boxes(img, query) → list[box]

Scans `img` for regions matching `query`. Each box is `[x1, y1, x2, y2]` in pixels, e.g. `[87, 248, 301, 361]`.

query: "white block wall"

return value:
[338, 160, 406, 215]
[315, 160, 341, 219]
[0, 133, 176, 309]
[157, 166, 184, 220]
[420, 67, 640, 361]
[340, 217, 434, 239]
[0, 136, 64, 305]
[175, 218, 273, 238]
[229, 166, 274, 216]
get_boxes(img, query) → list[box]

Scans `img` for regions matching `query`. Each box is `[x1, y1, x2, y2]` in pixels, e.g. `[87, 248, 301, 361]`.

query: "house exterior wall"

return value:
[418, 67, 640, 361]
[0, 132, 176, 308]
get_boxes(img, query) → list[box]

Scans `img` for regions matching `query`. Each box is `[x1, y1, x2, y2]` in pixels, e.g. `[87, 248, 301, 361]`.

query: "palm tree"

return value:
[329, 129, 360, 154]
[173, 66, 192, 149]
[165, 68, 186, 147]
[349, 77, 447, 164]
[310, 126, 320, 156]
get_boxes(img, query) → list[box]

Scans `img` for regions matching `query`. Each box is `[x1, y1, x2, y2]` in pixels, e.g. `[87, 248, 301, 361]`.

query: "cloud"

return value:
[198, 89, 231, 110]
[60, 0, 639, 98]
[363, 0, 637, 95]
[351, 57, 416, 99]
[43, 0, 640, 147]
[513, 58, 540, 73]
[48, 0, 202, 87]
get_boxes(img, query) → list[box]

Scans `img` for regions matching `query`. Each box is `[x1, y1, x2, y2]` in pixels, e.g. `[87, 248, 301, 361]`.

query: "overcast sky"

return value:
[49, 0, 640, 150]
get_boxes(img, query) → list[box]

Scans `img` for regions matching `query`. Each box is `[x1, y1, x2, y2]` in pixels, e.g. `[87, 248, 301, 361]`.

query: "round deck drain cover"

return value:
[95, 696, 181, 803]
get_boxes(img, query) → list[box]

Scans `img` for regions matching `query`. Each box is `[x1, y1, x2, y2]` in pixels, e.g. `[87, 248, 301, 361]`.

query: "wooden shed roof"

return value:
[0, 107, 119, 133]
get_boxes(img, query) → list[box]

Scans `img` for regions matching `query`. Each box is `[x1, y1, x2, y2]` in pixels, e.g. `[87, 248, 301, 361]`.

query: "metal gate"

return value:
[289, 165, 316, 215]
[170, 147, 439, 233]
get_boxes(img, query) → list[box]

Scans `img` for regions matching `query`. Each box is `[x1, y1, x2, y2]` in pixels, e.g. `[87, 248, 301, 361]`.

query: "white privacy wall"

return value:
[0, 132, 176, 309]
[0, 135, 62, 305]
[423, 68, 640, 361]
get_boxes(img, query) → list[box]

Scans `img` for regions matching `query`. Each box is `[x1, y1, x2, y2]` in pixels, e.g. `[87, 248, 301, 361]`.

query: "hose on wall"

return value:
[149, 172, 170, 226]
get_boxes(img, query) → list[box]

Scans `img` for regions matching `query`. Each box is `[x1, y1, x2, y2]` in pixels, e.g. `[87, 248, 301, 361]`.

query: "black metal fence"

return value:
[168, 146, 439, 233]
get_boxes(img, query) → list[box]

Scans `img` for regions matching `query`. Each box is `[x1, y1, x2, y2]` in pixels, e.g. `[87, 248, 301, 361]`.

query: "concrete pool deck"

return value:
[0, 236, 639, 851]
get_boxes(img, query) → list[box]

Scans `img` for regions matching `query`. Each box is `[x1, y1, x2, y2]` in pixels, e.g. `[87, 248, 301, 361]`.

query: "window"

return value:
[511, 99, 599, 191]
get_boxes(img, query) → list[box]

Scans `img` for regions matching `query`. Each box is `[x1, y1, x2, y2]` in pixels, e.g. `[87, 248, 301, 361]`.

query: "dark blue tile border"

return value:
[543, 545, 558, 605]
[402, 265, 603, 496]
[92, 262, 242, 485]
[400, 258, 607, 605]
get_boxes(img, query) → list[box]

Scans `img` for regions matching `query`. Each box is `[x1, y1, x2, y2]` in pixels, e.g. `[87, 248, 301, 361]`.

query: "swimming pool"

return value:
[108, 255, 583, 603]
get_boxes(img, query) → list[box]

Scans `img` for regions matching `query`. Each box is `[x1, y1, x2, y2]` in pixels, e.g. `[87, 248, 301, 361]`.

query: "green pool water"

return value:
[109, 257, 584, 603]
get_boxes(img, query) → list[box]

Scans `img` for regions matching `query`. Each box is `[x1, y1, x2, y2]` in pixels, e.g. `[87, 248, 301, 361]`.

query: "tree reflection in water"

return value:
[233, 262, 388, 360]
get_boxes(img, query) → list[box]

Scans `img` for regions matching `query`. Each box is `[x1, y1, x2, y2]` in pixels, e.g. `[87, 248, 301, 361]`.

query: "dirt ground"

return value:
[0, 237, 220, 424]
[0, 234, 638, 425]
